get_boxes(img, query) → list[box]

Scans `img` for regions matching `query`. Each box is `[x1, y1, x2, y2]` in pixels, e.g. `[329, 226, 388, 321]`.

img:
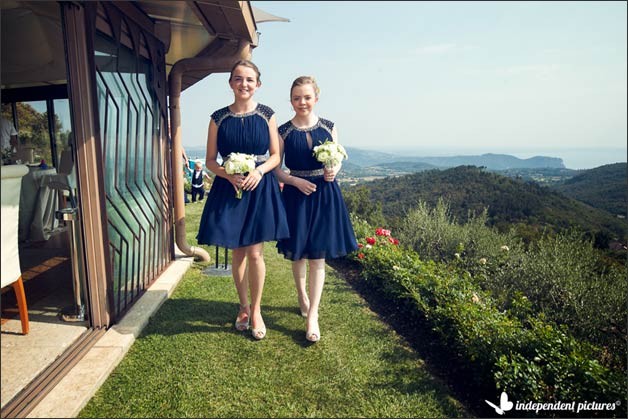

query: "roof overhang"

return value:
[1, 1, 288, 91]
[140, 0, 261, 88]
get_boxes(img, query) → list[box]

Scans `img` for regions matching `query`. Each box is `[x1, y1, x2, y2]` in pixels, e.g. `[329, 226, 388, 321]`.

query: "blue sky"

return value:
[180, 1, 627, 169]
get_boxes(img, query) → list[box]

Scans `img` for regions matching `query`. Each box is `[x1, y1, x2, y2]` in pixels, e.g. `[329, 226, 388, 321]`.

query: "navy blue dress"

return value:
[276, 118, 358, 261]
[197, 104, 289, 248]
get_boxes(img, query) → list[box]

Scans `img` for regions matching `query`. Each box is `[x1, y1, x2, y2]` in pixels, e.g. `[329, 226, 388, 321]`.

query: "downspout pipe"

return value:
[168, 39, 252, 261]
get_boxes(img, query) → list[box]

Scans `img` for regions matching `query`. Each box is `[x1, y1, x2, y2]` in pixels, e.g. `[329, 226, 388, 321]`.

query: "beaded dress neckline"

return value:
[228, 103, 259, 117]
[290, 119, 321, 132]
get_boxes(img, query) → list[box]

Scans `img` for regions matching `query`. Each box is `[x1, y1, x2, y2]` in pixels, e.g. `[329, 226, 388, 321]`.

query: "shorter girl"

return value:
[274, 76, 358, 342]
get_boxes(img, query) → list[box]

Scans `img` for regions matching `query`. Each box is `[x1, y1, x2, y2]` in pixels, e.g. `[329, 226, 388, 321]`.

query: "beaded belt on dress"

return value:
[289, 168, 325, 178]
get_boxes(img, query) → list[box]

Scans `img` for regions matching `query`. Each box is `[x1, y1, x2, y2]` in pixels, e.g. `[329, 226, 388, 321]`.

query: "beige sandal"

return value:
[234, 304, 250, 331]
[306, 316, 320, 343]
[250, 311, 266, 340]
[251, 324, 266, 340]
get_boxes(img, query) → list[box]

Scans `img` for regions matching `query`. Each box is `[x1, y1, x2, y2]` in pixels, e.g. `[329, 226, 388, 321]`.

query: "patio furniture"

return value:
[42, 146, 77, 208]
[1, 164, 30, 334]
[18, 166, 59, 242]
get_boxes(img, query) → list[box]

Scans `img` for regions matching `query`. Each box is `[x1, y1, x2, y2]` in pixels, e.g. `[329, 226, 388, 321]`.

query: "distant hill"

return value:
[372, 161, 440, 172]
[410, 153, 564, 170]
[344, 147, 565, 171]
[339, 160, 438, 180]
[344, 166, 627, 244]
[493, 167, 578, 185]
[344, 147, 400, 167]
[551, 163, 627, 217]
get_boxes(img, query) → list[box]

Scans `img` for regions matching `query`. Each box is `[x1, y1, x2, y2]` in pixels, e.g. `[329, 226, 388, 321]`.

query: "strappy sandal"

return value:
[234, 304, 250, 331]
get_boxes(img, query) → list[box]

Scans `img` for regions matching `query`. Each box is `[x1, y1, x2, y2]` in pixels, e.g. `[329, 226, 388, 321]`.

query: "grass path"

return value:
[79, 203, 468, 418]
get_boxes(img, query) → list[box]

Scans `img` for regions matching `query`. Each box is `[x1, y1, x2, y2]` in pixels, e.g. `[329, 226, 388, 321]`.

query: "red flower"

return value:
[357, 243, 364, 248]
[366, 237, 376, 245]
[388, 237, 400, 245]
[375, 228, 391, 237]
[357, 253, 365, 259]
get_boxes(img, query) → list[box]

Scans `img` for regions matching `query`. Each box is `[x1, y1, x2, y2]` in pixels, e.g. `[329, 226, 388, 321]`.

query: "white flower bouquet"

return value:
[224, 152, 256, 199]
[312, 139, 348, 169]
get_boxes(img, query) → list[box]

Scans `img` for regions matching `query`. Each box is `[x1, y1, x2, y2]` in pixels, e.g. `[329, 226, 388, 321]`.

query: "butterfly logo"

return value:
[485, 391, 514, 415]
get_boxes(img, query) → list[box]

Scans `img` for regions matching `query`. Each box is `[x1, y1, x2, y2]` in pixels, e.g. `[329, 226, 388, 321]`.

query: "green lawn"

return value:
[79, 201, 468, 418]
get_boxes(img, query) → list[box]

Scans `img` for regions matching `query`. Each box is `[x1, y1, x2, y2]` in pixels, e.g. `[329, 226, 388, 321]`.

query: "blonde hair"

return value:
[229, 59, 261, 83]
[290, 76, 320, 98]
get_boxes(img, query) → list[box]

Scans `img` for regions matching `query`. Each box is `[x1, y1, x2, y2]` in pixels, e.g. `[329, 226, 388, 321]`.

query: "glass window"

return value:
[53, 98, 73, 168]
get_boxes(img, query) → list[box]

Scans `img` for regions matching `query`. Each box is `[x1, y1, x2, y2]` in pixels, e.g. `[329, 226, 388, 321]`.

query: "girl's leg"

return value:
[232, 247, 249, 330]
[292, 259, 309, 316]
[246, 242, 266, 339]
[306, 258, 325, 342]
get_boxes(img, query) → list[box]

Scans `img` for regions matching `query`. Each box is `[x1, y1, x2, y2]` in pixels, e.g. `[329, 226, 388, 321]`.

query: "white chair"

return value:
[1, 164, 30, 334]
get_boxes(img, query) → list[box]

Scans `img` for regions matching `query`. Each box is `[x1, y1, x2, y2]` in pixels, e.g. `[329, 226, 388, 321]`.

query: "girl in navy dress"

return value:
[274, 76, 358, 342]
[197, 60, 288, 340]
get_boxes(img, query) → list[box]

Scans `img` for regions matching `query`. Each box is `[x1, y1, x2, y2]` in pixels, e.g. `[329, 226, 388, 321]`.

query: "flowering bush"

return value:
[346, 217, 626, 412]
[397, 199, 627, 362]
[353, 226, 401, 262]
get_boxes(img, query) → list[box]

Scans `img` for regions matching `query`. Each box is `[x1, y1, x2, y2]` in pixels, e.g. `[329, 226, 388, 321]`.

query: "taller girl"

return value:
[275, 76, 358, 342]
[197, 60, 289, 340]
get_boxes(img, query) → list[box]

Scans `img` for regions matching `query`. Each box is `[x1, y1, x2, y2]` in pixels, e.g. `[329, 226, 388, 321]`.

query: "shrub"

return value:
[343, 185, 387, 227]
[350, 222, 627, 416]
[396, 199, 627, 366]
[398, 198, 524, 269]
[499, 231, 627, 361]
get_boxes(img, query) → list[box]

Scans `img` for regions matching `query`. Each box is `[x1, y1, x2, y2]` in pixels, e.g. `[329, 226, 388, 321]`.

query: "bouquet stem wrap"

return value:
[224, 152, 256, 199]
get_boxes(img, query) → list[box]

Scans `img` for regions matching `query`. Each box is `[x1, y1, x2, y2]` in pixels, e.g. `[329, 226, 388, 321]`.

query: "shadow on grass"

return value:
[368, 343, 470, 417]
[139, 297, 331, 346]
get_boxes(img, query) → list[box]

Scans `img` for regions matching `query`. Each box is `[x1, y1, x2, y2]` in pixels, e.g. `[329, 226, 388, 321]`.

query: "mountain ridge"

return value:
[343, 165, 627, 246]
[343, 147, 565, 170]
[550, 162, 627, 216]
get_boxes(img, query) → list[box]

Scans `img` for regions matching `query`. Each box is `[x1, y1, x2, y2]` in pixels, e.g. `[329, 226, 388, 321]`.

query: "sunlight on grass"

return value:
[79, 201, 468, 418]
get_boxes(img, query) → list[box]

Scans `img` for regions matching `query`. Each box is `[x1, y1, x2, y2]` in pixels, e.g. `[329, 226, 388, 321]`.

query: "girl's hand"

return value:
[293, 177, 317, 195]
[323, 164, 340, 182]
[242, 169, 263, 192]
[228, 173, 245, 193]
